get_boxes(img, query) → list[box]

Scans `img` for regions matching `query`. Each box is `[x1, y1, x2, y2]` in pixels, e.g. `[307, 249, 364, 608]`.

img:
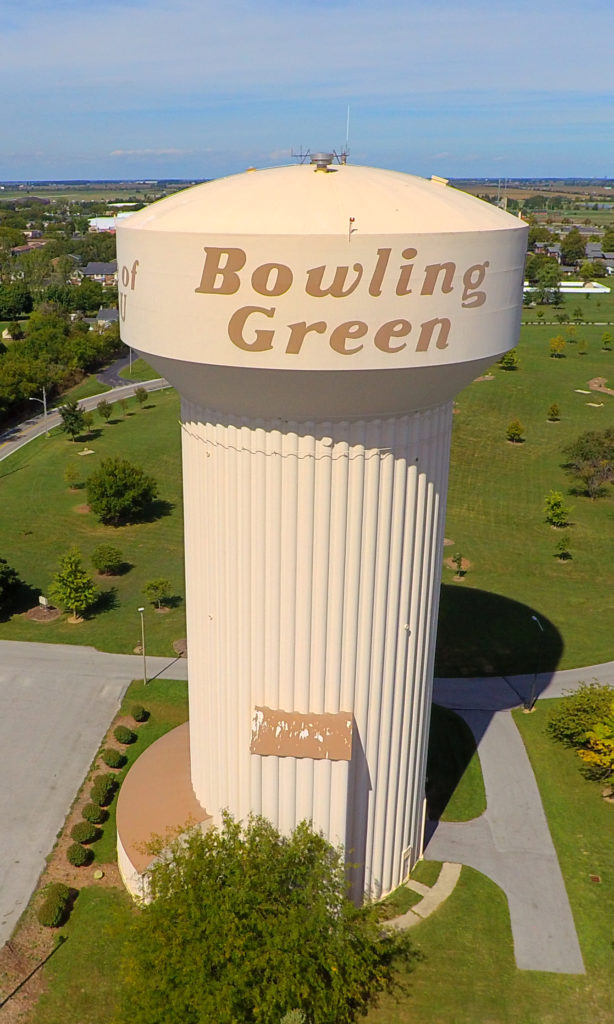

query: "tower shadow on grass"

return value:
[427, 585, 564, 826]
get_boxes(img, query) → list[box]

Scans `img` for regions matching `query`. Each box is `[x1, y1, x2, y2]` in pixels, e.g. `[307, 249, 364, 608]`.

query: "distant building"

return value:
[80, 261, 118, 286]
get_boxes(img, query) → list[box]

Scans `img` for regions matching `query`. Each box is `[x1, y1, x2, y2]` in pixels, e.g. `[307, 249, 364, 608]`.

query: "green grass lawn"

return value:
[1, 313, 613, 670]
[436, 314, 614, 674]
[0, 389, 186, 656]
[59, 374, 111, 403]
[119, 357, 159, 381]
[367, 700, 614, 1024]
[427, 705, 486, 821]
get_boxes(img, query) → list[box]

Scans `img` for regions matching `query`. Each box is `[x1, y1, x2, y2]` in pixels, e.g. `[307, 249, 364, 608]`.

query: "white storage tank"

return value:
[116, 159, 526, 899]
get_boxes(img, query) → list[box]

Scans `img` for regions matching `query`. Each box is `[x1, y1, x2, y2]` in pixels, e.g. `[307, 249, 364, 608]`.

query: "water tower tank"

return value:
[116, 162, 526, 899]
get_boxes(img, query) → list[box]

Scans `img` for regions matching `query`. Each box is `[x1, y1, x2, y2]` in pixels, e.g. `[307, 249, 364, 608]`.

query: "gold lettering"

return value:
[421, 262, 455, 296]
[251, 262, 293, 297]
[119, 292, 127, 322]
[228, 305, 275, 351]
[416, 317, 451, 351]
[462, 261, 489, 308]
[286, 320, 327, 355]
[395, 248, 417, 295]
[305, 263, 363, 298]
[195, 247, 246, 295]
[368, 248, 392, 296]
[374, 319, 411, 353]
[329, 321, 367, 355]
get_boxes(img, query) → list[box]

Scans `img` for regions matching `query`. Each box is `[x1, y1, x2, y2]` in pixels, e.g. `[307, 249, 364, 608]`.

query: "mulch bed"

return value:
[24, 606, 61, 624]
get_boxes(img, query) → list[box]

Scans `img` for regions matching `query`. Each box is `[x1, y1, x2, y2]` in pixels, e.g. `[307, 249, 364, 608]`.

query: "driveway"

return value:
[0, 641, 187, 945]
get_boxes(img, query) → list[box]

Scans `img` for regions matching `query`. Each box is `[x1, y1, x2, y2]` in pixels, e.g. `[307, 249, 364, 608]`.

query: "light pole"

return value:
[138, 606, 147, 685]
[28, 385, 48, 436]
[525, 614, 545, 711]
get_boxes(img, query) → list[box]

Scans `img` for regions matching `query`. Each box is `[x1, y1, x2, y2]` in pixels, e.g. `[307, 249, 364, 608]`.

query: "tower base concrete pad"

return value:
[116, 723, 211, 899]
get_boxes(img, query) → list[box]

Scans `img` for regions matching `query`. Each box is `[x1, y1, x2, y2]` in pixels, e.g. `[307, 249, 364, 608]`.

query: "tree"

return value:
[555, 533, 571, 561]
[498, 348, 518, 371]
[549, 336, 566, 358]
[144, 577, 172, 609]
[547, 402, 560, 421]
[97, 398, 113, 424]
[135, 386, 148, 408]
[578, 704, 614, 783]
[115, 815, 415, 1024]
[58, 399, 85, 441]
[563, 428, 614, 499]
[86, 457, 158, 525]
[506, 419, 524, 443]
[543, 490, 569, 528]
[601, 228, 614, 252]
[560, 228, 585, 265]
[91, 543, 124, 576]
[578, 339, 588, 356]
[601, 331, 612, 352]
[0, 556, 21, 614]
[49, 548, 97, 621]
[63, 463, 80, 490]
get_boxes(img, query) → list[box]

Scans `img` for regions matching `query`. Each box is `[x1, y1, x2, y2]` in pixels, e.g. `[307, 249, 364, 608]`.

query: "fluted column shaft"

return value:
[181, 400, 452, 897]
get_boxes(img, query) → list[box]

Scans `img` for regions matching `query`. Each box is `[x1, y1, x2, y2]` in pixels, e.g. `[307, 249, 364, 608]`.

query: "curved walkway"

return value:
[422, 666, 614, 974]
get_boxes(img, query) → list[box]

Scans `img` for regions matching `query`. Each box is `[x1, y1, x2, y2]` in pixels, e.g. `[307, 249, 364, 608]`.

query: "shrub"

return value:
[144, 577, 172, 609]
[498, 348, 518, 370]
[37, 883, 71, 928]
[90, 772, 118, 807]
[131, 704, 149, 723]
[547, 403, 560, 422]
[66, 842, 94, 867]
[91, 543, 124, 576]
[70, 821, 100, 845]
[101, 747, 126, 769]
[86, 457, 158, 526]
[547, 682, 614, 748]
[82, 802, 108, 824]
[543, 490, 569, 528]
[114, 725, 137, 745]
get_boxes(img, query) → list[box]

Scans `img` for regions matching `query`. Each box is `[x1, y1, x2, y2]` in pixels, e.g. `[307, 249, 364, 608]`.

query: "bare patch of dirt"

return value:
[589, 376, 614, 396]
[154, 606, 170, 615]
[74, 504, 90, 514]
[443, 538, 454, 547]
[24, 606, 61, 624]
[474, 373, 495, 382]
[444, 556, 472, 576]
[173, 638, 187, 657]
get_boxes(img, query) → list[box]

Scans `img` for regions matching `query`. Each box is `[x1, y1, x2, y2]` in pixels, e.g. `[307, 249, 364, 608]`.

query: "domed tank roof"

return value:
[122, 162, 518, 237]
[117, 161, 527, 420]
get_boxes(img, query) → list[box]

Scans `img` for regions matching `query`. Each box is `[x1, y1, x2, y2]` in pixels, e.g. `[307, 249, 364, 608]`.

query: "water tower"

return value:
[115, 158, 526, 899]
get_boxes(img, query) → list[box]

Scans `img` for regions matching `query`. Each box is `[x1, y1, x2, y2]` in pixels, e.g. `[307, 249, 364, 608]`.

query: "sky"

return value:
[2, 0, 614, 182]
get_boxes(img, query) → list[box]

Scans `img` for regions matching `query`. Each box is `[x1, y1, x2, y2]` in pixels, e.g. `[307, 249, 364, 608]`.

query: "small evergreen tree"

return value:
[555, 533, 571, 560]
[601, 331, 612, 352]
[547, 402, 560, 422]
[49, 548, 97, 621]
[59, 399, 85, 441]
[498, 348, 518, 371]
[63, 463, 80, 489]
[578, 339, 588, 356]
[0, 556, 21, 614]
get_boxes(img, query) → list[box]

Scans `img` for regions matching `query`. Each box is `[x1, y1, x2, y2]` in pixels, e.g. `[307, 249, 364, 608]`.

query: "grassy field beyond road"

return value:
[0, 389, 185, 656]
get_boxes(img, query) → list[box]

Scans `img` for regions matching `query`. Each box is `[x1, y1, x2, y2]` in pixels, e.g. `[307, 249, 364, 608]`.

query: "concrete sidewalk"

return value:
[0, 640, 187, 945]
[424, 706, 585, 973]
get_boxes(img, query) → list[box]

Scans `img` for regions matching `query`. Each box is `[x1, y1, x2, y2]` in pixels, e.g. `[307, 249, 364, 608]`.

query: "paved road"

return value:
[0, 378, 170, 463]
[0, 640, 187, 946]
[424, 665, 614, 973]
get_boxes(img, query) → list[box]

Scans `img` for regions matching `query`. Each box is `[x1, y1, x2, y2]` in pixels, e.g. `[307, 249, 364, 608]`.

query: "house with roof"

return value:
[79, 261, 118, 286]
